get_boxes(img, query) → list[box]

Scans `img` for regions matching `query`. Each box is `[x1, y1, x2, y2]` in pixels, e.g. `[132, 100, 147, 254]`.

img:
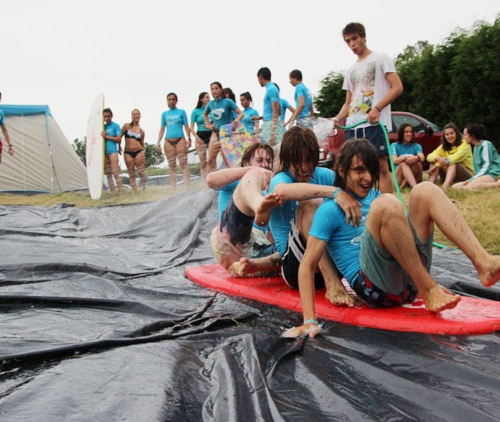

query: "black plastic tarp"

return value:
[1, 189, 499, 421]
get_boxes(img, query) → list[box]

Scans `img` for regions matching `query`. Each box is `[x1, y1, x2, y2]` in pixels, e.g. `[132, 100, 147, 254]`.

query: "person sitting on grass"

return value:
[426, 122, 474, 190]
[390, 123, 424, 189]
[284, 138, 500, 338]
[452, 123, 500, 190]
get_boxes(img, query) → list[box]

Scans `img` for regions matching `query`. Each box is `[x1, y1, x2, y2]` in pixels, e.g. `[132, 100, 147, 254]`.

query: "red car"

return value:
[319, 111, 442, 169]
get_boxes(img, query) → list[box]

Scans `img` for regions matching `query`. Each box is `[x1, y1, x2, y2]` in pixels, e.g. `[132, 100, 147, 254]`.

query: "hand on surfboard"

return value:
[282, 322, 322, 339]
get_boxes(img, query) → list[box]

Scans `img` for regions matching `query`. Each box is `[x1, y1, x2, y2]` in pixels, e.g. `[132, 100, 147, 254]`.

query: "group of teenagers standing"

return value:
[101, 65, 312, 194]
[161, 67, 315, 188]
[206, 22, 500, 339]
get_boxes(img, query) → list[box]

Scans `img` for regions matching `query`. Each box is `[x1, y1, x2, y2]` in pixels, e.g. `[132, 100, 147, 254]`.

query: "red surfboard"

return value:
[185, 264, 500, 335]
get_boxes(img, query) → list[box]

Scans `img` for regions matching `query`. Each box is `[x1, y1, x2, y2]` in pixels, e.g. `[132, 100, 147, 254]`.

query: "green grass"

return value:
[399, 187, 500, 255]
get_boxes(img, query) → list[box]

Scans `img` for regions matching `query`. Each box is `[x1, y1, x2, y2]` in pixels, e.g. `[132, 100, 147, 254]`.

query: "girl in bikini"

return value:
[157, 93, 191, 189]
[121, 109, 147, 192]
[189, 92, 211, 180]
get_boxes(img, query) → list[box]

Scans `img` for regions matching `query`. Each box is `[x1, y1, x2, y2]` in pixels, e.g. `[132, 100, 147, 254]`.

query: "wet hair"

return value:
[334, 138, 379, 191]
[241, 142, 274, 167]
[222, 88, 236, 101]
[289, 69, 303, 81]
[257, 67, 271, 80]
[103, 108, 113, 117]
[196, 92, 208, 108]
[342, 22, 366, 38]
[240, 91, 253, 102]
[279, 126, 319, 171]
[441, 123, 463, 151]
[464, 123, 487, 141]
[397, 123, 414, 144]
[166, 92, 178, 101]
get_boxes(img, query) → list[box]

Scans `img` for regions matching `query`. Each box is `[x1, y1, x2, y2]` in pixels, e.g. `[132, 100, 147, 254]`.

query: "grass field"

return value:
[399, 187, 500, 255]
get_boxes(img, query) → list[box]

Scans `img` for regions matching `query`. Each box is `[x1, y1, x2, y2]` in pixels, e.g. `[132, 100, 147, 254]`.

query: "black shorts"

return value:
[197, 131, 211, 145]
[345, 125, 389, 156]
[220, 199, 254, 246]
[281, 222, 325, 290]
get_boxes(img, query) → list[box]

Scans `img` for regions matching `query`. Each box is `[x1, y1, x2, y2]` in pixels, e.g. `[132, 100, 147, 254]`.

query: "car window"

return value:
[392, 115, 425, 133]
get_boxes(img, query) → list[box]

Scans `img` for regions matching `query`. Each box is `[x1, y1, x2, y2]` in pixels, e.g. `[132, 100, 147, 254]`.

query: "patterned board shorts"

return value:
[259, 120, 285, 147]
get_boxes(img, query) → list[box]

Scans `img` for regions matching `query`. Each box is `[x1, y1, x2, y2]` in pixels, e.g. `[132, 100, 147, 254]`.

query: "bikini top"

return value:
[124, 130, 142, 141]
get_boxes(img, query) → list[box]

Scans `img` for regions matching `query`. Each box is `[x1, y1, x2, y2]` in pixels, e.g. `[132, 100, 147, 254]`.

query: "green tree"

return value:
[314, 71, 345, 117]
[144, 143, 164, 167]
[72, 138, 86, 165]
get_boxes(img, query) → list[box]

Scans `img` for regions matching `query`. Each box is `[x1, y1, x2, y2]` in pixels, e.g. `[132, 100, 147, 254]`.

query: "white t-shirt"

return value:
[343, 51, 396, 130]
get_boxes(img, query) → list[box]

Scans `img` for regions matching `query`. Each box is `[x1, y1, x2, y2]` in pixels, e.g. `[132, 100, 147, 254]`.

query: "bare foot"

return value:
[228, 255, 281, 278]
[421, 285, 461, 312]
[325, 287, 356, 307]
[477, 255, 500, 287]
[255, 193, 283, 227]
[228, 259, 252, 277]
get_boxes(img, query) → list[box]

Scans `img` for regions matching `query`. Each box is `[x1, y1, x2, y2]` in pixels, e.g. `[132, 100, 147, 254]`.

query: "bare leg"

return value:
[232, 169, 282, 225]
[426, 164, 439, 184]
[135, 151, 147, 190]
[176, 139, 190, 190]
[403, 164, 418, 187]
[207, 132, 220, 174]
[441, 164, 455, 189]
[379, 156, 394, 194]
[124, 153, 138, 192]
[195, 139, 208, 180]
[399, 162, 421, 188]
[367, 191, 460, 312]
[164, 142, 177, 189]
[410, 182, 500, 287]
[411, 161, 423, 184]
[296, 199, 355, 307]
[105, 155, 115, 195]
[395, 166, 406, 189]
[461, 175, 497, 190]
[459, 180, 500, 190]
[109, 153, 123, 194]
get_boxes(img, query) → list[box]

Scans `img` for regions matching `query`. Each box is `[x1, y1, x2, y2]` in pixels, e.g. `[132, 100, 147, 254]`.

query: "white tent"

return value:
[0, 105, 88, 193]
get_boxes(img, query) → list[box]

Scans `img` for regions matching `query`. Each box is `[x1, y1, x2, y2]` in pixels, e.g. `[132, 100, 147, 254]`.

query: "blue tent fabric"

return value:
[0, 104, 52, 116]
[0, 189, 499, 421]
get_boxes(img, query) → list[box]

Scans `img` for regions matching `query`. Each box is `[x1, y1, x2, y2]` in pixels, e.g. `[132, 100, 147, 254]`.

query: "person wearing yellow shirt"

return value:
[426, 123, 473, 189]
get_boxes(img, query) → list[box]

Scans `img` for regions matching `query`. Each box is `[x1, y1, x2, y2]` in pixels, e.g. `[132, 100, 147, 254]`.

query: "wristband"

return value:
[374, 106, 382, 112]
[304, 319, 323, 327]
[332, 188, 340, 201]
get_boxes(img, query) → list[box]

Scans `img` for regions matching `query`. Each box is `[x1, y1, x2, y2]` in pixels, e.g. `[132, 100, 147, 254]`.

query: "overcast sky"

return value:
[2, 0, 499, 145]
